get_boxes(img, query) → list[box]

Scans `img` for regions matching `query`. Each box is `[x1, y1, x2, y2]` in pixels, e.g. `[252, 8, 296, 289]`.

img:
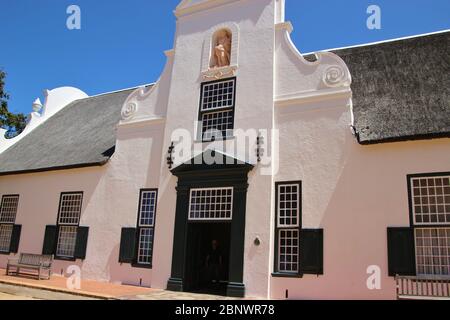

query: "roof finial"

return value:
[32, 98, 43, 113]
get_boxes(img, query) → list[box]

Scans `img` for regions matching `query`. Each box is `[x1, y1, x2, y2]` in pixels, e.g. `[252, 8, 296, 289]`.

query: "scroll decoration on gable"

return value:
[322, 66, 351, 88]
[121, 102, 138, 121]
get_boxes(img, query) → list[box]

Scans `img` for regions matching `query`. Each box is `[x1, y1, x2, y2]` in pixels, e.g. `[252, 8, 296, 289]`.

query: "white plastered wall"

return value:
[0, 52, 173, 287]
[149, 0, 278, 298]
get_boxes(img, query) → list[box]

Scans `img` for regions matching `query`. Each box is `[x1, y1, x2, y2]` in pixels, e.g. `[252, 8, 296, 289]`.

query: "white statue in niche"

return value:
[211, 30, 232, 68]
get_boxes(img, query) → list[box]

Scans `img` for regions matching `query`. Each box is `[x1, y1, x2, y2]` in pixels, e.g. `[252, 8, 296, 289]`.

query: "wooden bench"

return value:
[6, 254, 53, 280]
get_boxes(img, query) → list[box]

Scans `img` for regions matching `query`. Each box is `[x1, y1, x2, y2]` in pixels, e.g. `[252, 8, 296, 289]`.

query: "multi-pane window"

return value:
[137, 228, 154, 265]
[0, 225, 13, 253]
[278, 184, 300, 227]
[58, 193, 83, 225]
[56, 226, 78, 258]
[279, 229, 299, 273]
[410, 174, 450, 277]
[189, 188, 233, 221]
[139, 191, 157, 226]
[411, 176, 450, 225]
[275, 182, 301, 274]
[415, 228, 450, 277]
[0, 196, 19, 224]
[201, 110, 234, 141]
[0, 195, 19, 253]
[198, 78, 236, 141]
[136, 190, 158, 266]
[201, 78, 235, 111]
[56, 193, 83, 258]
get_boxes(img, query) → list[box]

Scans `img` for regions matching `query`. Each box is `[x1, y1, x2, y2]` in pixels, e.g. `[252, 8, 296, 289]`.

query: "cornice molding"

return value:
[275, 87, 352, 108]
[118, 117, 166, 128]
[275, 21, 293, 33]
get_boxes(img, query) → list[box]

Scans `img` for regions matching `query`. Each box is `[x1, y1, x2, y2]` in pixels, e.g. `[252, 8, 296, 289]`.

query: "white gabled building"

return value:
[0, 0, 449, 299]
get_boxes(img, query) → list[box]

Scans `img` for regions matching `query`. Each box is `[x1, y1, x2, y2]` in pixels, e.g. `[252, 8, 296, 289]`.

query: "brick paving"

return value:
[0, 283, 97, 300]
[0, 269, 244, 300]
[0, 268, 153, 299]
[128, 291, 239, 300]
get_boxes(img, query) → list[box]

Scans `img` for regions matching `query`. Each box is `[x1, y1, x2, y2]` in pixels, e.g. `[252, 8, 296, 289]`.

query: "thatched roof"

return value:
[0, 88, 136, 175]
[332, 31, 450, 144]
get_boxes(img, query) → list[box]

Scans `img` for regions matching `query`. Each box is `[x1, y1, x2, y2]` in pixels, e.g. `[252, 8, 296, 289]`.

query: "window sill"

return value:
[131, 263, 153, 270]
[271, 272, 303, 279]
[194, 136, 236, 144]
[54, 256, 77, 262]
[0, 251, 11, 256]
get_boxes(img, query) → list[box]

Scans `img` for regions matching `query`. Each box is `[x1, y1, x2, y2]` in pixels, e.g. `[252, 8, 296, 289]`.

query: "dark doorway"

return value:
[184, 222, 231, 296]
[167, 150, 254, 297]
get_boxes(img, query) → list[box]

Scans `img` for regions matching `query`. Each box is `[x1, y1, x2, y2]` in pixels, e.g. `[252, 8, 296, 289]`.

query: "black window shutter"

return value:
[387, 227, 416, 277]
[300, 229, 324, 275]
[119, 228, 137, 264]
[9, 225, 22, 254]
[42, 225, 58, 255]
[74, 227, 89, 260]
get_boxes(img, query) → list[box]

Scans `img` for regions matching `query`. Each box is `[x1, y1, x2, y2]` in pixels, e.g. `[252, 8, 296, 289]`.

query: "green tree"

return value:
[0, 70, 27, 138]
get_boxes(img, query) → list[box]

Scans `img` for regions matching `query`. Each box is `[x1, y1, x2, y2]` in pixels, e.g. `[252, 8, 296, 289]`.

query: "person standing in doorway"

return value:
[206, 240, 223, 285]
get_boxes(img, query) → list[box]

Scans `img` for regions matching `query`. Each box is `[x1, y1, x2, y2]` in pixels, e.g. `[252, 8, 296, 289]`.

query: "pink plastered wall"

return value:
[271, 97, 450, 299]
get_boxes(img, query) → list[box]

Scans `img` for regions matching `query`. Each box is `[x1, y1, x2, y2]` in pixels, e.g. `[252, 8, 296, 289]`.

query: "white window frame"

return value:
[414, 227, 450, 278]
[0, 195, 19, 253]
[58, 193, 83, 226]
[198, 78, 236, 142]
[278, 229, 300, 273]
[277, 183, 300, 228]
[136, 189, 158, 266]
[0, 224, 14, 253]
[409, 173, 450, 278]
[56, 192, 83, 259]
[200, 109, 235, 141]
[275, 182, 301, 275]
[137, 228, 154, 265]
[56, 226, 78, 258]
[200, 78, 236, 112]
[410, 175, 450, 226]
[188, 187, 234, 221]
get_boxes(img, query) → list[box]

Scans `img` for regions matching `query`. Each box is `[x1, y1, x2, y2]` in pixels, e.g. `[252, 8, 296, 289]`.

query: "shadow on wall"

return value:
[107, 244, 152, 288]
[52, 259, 83, 278]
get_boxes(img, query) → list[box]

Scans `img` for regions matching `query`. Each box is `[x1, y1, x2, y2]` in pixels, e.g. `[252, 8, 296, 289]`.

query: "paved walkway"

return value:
[0, 283, 97, 300]
[129, 291, 239, 300]
[0, 268, 153, 299]
[0, 269, 242, 300]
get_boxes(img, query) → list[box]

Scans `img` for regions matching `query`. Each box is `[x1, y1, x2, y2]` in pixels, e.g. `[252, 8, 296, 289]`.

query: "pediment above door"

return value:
[171, 150, 253, 177]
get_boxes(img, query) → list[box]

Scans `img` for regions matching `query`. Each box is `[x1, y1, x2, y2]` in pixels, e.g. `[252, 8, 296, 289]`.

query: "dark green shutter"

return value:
[300, 229, 324, 275]
[119, 228, 137, 263]
[387, 227, 416, 277]
[74, 227, 89, 260]
[42, 225, 57, 255]
[9, 225, 22, 254]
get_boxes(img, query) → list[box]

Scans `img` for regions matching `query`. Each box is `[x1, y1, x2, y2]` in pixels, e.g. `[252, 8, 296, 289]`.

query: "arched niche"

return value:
[201, 23, 239, 80]
[210, 28, 232, 68]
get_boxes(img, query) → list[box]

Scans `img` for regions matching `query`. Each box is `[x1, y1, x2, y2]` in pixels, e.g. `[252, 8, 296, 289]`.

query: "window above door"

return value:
[198, 77, 236, 142]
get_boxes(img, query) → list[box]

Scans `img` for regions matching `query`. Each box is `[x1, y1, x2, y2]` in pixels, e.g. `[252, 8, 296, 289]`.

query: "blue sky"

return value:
[1, 0, 449, 115]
